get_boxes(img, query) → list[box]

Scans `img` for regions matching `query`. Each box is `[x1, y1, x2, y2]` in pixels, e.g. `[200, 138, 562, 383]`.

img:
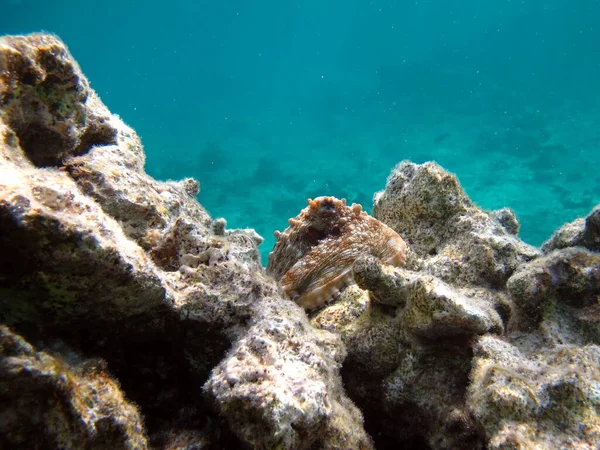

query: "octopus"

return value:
[266, 196, 407, 311]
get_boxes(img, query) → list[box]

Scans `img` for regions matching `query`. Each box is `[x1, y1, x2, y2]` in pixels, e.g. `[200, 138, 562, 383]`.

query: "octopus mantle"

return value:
[267, 196, 407, 310]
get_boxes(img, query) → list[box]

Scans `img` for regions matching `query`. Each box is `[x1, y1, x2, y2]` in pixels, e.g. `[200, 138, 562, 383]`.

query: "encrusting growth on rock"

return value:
[2, 33, 600, 450]
[267, 196, 407, 311]
[0, 34, 373, 449]
[0, 326, 148, 449]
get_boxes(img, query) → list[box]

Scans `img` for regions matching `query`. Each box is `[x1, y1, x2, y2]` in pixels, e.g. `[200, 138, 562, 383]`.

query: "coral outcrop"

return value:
[373, 161, 539, 288]
[205, 298, 372, 449]
[0, 326, 147, 449]
[288, 161, 599, 449]
[1, 33, 599, 450]
[541, 205, 600, 253]
[0, 34, 369, 449]
[468, 336, 600, 449]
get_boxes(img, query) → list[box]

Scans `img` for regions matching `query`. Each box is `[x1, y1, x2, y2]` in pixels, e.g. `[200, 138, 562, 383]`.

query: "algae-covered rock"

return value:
[490, 207, 520, 235]
[2, 32, 600, 450]
[468, 335, 600, 449]
[0, 33, 371, 449]
[306, 160, 600, 449]
[507, 247, 600, 337]
[542, 205, 600, 253]
[0, 34, 117, 167]
[205, 297, 373, 450]
[402, 275, 504, 341]
[0, 326, 147, 449]
[374, 161, 539, 287]
[318, 263, 504, 449]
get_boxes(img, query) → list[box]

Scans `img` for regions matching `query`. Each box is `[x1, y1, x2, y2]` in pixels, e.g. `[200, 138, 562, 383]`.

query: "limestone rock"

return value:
[507, 247, 600, 337]
[353, 255, 412, 307]
[0, 326, 148, 449]
[403, 275, 504, 341]
[204, 298, 373, 450]
[0, 33, 370, 450]
[3, 32, 600, 450]
[468, 335, 600, 449]
[309, 161, 597, 449]
[0, 34, 117, 167]
[374, 161, 539, 287]
[318, 258, 506, 449]
[490, 207, 520, 235]
[542, 205, 600, 253]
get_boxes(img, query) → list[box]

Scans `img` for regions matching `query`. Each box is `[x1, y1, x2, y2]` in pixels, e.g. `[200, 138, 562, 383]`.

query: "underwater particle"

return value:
[267, 196, 407, 311]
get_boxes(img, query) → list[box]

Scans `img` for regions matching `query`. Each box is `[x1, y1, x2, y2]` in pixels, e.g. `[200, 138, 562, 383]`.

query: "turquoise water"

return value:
[4, 1, 599, 263]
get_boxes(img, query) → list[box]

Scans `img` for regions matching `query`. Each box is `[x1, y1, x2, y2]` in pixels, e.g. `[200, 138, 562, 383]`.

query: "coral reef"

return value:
[267, 196, 406, 310]
[290, 161, 599, 449]
[468, 336, 600, 449]
[541, 205, 600, 253]
[0, 34, 368, 449]
[204, 298, 372, 449]
[1, 33, 599, 450]
[373, 161, 539, 288]
[0, 326, 147, 449]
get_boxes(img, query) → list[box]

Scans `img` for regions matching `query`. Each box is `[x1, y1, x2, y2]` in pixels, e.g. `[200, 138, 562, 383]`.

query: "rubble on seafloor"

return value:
[1, 34, 599, 450]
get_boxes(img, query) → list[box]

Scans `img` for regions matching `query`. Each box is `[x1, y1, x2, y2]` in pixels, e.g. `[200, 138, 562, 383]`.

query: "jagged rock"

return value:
[0, 34, 117, 167]
[2, 32, 600, 450]
[0, 34, 371, 449]
[307, 162, 597, 449]
[0, 326, 148, 449]
[204, 298, 373, 450]
[353, 255, 412, 307]
[310, 284, 370, 333]
[402, 275, 504, 342]
[542, 206, 600, 253]
[211, 217, 227, 236]
[374, 161, 539, 287]
[211, 218, 265, 246]
[468, 335, 600, 449]
[314, 258, 505, 448]
[381, 347, 483, 449]
[490, 207, 520, 235]
[507, 247, 600, 338]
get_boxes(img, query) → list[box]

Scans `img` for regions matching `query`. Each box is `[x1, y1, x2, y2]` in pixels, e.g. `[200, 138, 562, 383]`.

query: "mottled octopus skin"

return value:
[267, 196, 407, 311]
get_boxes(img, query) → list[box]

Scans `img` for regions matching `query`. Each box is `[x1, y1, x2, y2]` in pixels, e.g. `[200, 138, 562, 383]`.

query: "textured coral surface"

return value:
[1, 33, 600, 450]
[0, 34, 369, 449]
[0, 326, 148, 450]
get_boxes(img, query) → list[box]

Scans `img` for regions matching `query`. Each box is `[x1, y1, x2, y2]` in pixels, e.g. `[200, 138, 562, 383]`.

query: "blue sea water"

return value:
[3, 0, 599, 263]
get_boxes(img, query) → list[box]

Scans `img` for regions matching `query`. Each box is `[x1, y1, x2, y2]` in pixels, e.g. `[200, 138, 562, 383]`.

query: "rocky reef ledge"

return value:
[1, 34, 599, 450]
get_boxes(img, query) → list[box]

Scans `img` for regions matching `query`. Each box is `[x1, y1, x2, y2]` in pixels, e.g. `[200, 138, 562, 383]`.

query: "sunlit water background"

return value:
[4, 0, 600, 263]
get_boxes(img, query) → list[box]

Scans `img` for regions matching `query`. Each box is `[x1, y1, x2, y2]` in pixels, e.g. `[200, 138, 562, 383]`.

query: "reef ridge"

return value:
[1, 33, 600, 450]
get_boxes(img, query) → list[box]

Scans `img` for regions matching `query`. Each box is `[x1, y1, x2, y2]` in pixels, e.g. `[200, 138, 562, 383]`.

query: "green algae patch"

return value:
[38, 272, 78, 321]
[0, 287, 42, 326]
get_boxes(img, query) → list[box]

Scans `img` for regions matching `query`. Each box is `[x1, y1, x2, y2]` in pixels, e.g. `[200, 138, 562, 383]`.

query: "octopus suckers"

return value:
[267, 196, 408, 311]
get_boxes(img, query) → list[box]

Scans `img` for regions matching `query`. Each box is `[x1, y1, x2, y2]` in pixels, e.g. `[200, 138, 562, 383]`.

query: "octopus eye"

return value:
[320, 200, 336, 212]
